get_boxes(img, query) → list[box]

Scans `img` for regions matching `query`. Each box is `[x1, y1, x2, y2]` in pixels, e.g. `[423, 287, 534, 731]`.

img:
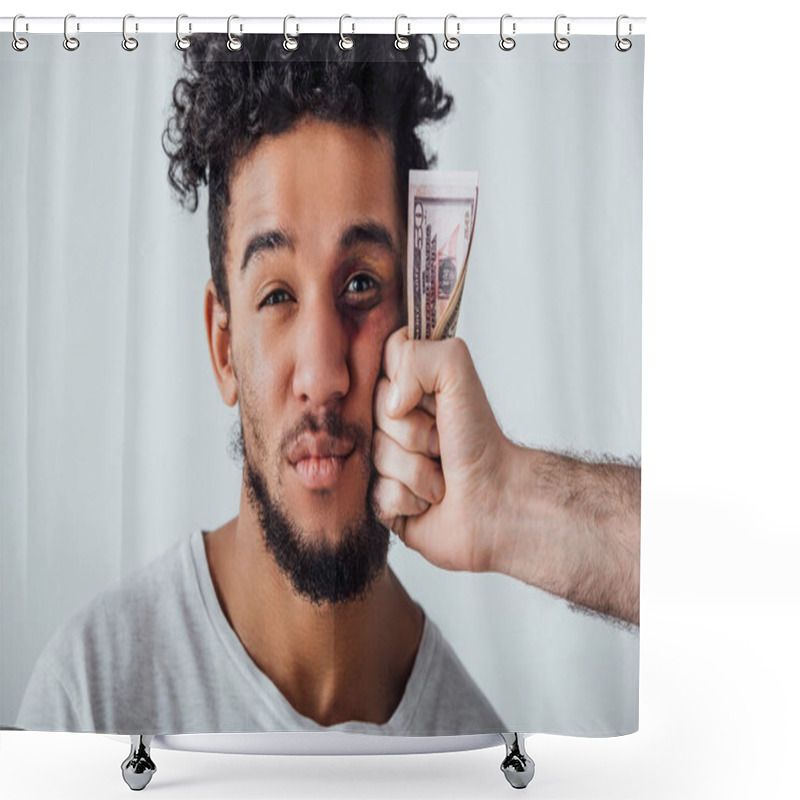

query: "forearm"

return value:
[487, 442, 641, 626]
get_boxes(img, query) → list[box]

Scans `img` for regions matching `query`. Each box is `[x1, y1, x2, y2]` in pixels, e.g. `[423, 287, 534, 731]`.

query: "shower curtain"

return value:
[1, 23, 643, 741]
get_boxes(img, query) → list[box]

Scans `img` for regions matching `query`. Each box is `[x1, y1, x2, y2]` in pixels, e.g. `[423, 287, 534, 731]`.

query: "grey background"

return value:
[1, 33, 643, 733]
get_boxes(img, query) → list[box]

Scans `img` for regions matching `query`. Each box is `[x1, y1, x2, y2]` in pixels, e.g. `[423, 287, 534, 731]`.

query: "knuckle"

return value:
[373, 476, 395, 510]
[389, 326, 405, 345]
[371, 476, 386, 503]
[395, 416, 417, 452]
[450, 335, 470, 363]
[411, 457, 428, 490]
[369, 476, 385, 507]
[371, 428, 387, 463]
[371, 482, 395, 528]
[414, 423, 429, 454]
[374, 378, 390, 417]
[393, 328, 408, 354]
[384, 331, 401, 368]
[388, 478, 407, 510]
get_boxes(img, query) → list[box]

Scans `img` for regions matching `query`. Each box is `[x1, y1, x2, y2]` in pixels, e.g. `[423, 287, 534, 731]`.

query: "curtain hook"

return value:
[175, 14, 190, 51]
[283, 15, 298, 51]
[615, 15, 632, 51]
[227, 15, 242, 51]
[63, 13, 80, 51]
[122, 14, 138, 51]
[339, 14, 354, 50]
[499, 14, 516, 51]
[443, 13, 460, 51]
[553, 14, 570, 52]
[12, 14, 29, 52]
[394, 14, 410, 51]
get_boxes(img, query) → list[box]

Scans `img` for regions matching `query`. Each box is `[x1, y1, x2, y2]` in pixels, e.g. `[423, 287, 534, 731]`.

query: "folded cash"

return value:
[407, 170, 479, 341]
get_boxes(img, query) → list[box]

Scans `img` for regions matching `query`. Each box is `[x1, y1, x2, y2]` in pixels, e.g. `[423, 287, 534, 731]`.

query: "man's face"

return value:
[218, 118, 404, 604]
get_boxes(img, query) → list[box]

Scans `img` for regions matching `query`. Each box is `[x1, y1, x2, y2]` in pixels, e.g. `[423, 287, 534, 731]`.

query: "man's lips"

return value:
[287, 433, 356, 466]
[292, 452, 353, 490]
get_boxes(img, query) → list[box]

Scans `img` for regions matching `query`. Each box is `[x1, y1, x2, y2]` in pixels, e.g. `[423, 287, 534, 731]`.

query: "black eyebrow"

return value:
[339, 221, 397, 255]
[240, 229, 294, 273]
[240, 221, 396, 274]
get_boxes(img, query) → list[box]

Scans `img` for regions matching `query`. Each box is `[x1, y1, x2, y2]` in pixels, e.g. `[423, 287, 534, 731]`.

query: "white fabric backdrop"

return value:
[1, 33, 642, 733]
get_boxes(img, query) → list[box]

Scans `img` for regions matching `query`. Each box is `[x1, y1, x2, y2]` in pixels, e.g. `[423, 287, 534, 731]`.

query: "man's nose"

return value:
[292, 298, 351, 408]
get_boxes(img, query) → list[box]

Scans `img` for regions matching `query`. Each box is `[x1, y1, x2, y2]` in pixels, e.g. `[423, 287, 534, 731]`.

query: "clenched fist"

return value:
[370, 327, 511, 573]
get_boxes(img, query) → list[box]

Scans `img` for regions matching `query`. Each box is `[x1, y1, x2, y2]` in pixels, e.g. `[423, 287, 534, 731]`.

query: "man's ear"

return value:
[204, 279, 238, 407]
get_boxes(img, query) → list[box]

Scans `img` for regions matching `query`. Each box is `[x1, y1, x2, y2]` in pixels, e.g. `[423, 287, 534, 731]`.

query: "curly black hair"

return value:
[162, 33, 454, 315]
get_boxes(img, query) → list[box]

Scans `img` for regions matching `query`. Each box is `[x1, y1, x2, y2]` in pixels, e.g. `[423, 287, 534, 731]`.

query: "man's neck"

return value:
[203, 509, 423, 727]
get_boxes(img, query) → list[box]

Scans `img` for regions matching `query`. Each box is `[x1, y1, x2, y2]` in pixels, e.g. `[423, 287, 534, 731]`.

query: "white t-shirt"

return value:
[15, 530, 506, 735]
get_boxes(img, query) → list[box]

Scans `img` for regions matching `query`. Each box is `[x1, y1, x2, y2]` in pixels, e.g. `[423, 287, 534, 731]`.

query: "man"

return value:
[15, 33, 639, 735]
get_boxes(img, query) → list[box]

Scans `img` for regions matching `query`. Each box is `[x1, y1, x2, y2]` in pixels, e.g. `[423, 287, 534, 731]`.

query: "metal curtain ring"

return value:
[615, 14, 632, 51]
[283, 15, 298, 51]
[553, 14, 570, 51]
[499, 14, 515, 51]
[394, 15, 410, 50]
[339, 15, 354, 50]
[63, 13, 80, 51]
[443, 14, 460, 51]
[122, 14, 138, 51]
[175, 14, 190, 51]
[12, 14, 29, 51]
[227, 15, 242, 51]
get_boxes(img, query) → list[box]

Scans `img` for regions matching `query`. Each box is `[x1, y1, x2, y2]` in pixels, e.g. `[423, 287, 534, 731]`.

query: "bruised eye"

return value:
[257, 275, 380, 311]
[346, 274, 378, 295]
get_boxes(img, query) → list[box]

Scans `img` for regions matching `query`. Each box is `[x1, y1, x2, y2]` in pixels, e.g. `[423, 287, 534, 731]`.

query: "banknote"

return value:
[407, 170, 479, 341]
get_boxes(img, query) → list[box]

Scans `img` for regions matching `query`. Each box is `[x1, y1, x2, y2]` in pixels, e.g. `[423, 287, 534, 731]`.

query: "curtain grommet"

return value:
[63, 13, 80, 51]
[175, 14, 191, 51]
[226, 15, 242, 52]
[121, 14, 138, 52]
[394, 15, 410, 51]
[339, 15, 354, 50]
[499, 14, 516, 51]
[443, 14, 460, 51]
[12, 14, 29, 51]
[615, 15, 632, 51]
[283, 15, 298, 51]
[553, 14, 570, 51]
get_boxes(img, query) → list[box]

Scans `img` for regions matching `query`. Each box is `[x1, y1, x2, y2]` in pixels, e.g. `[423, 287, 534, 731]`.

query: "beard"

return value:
[234, 409, 391, 607]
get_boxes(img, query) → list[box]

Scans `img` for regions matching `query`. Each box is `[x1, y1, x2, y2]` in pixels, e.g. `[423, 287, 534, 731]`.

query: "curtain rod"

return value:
[1, 16, 646, 36]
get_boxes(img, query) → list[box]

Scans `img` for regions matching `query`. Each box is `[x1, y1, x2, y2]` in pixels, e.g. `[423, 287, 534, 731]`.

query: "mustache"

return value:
[228, 407, 375, 476]
[281, 408, 371, 460]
